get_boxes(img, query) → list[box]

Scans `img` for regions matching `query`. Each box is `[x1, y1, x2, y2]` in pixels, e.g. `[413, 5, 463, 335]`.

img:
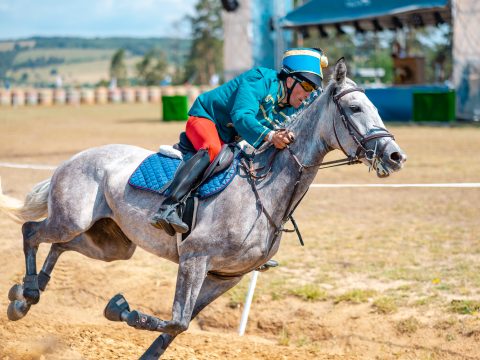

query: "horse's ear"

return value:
[333, 57, 347, 85]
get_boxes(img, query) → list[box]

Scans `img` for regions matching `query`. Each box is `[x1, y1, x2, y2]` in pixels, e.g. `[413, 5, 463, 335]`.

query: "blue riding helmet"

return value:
[280, 48, 328, 89]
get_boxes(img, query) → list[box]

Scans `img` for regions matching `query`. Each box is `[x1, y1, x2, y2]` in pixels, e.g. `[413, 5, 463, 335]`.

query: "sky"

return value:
[0, 0, 198, 40]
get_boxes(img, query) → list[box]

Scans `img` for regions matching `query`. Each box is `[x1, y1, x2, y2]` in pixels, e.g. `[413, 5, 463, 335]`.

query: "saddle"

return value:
[129, 132, 240, 238]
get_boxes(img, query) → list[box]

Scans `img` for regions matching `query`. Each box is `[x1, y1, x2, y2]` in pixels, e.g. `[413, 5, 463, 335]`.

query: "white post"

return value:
[238, 270, 259, 336]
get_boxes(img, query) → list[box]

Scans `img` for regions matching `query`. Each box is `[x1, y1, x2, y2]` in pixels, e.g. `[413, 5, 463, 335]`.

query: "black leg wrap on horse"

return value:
[37, 271, 50, 291]
[139, 335, 167, 360]
[22, 274, 40, 304]
[126, 310, 162, 331]
[23, 274, 39, 290]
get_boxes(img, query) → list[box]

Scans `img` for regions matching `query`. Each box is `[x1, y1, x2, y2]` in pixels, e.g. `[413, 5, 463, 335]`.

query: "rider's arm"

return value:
[230, 70, 272, 148]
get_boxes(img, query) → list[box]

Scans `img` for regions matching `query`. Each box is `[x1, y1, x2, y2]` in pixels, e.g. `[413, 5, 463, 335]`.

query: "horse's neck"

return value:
[288, 102, 330, 165]
[254, 98, 332, 224]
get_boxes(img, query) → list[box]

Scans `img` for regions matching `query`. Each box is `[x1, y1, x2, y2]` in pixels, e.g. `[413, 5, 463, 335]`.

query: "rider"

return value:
[151, 47, 328, 234]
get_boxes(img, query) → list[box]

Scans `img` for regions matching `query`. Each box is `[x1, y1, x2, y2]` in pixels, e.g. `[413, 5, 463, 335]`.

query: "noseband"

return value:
[333, 87, 395, 165]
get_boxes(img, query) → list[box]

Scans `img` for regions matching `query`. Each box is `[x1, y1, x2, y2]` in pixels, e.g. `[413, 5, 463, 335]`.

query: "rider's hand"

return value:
[267, 130, 295, 149]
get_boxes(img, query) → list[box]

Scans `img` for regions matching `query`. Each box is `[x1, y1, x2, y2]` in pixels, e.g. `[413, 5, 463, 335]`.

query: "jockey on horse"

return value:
[150, 48, 329, 234]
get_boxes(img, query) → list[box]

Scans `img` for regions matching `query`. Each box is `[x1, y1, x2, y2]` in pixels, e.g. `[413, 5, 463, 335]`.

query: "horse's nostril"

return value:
[390, 151, 406, 164]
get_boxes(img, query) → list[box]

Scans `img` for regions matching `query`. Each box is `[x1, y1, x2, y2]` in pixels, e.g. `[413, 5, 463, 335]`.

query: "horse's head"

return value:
[324, 58, 407, 177]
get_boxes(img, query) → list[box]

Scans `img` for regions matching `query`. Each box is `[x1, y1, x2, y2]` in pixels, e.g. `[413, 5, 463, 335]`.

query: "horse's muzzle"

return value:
[376, 145, 407, 177]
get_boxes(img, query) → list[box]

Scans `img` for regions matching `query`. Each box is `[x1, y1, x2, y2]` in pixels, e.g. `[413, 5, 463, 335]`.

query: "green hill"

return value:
[0, 36, 191, 87]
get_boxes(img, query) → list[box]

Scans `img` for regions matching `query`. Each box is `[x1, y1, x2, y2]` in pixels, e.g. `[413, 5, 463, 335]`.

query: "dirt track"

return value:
[1, 104, 479, 359]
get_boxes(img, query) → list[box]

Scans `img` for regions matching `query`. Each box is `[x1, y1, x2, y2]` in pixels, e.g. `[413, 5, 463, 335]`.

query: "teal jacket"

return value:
[188, 67, 297, 148]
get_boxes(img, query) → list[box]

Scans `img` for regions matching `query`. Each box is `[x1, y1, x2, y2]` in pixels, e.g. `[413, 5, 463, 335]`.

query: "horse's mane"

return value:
[284, 80, 335, 130]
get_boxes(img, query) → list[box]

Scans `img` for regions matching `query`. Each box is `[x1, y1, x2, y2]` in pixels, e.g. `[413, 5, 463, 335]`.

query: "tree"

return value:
[184, 0, 223, 85]
[110, 49, 128, 87]
[303, 28, 356, 83]
[412, 24, 452, 82]
[136, 50, 168, 86]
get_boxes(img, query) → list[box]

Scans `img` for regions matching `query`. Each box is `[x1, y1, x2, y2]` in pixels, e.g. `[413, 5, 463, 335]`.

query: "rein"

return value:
[241, 86, 395, 251]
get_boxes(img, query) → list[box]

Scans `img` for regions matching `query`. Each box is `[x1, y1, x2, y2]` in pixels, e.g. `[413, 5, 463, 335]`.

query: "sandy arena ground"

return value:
[0, 104, 479, 359]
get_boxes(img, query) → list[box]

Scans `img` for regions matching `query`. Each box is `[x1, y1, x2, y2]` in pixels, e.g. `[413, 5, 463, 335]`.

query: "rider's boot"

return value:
[150, 149, 210, 234]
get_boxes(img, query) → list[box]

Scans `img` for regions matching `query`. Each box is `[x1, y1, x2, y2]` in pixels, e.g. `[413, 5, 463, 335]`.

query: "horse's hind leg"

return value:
[38, 243, 65, 291]
[22, 219, 83, 301]
[8, 221, 73, 321]
[8, 242, 65, 320]
[9, 218, 135, 321]
[10, 242, 64, 296]
[21, 221, 47, 304]
[7, 217, 86, 321]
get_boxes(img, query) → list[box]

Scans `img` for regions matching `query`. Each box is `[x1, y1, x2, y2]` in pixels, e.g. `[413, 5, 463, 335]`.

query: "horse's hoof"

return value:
[23, 288, 40, 305]
[7, 300, 30, 321]
[104, 293, 130, 322]
[8, 284, 24, 301]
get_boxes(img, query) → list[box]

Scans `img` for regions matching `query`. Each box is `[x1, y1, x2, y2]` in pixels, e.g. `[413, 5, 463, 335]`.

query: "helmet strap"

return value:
[285, 77, 299, 107]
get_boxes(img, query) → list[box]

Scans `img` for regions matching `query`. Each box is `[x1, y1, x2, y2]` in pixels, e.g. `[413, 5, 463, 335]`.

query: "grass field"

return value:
[8, 56, 143, 86]
[0, 104, 479, 359]
[12, 48, 117, 65]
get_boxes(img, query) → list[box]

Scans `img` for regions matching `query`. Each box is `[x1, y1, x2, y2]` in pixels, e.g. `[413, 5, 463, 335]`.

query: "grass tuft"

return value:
[372, 296, 398, 314]
[449, 299, 480, 315]
[290, 284, 328, 302]
[395, 316, 420, 335]
[334, 289, 377, 304]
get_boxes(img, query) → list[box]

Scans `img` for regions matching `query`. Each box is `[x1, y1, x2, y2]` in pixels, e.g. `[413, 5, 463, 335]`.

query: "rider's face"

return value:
[286, 77, 313, 109]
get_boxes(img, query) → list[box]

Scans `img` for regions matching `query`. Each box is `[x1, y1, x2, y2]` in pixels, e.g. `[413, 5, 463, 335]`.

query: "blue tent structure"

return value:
[280, 0, 455, 121]
[282, 0, 451, 29]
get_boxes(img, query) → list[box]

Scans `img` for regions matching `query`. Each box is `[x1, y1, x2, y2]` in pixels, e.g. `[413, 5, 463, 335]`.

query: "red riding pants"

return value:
[185, 116, 224, 162]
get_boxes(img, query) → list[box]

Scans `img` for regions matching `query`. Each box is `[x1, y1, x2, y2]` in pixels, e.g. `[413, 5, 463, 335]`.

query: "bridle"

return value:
[332, 87, 395, 169]
[241, 85, 396, 253]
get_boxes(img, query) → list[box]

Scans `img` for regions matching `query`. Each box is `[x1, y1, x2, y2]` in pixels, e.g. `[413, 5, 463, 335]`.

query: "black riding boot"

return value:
[150, 149, 210, 234]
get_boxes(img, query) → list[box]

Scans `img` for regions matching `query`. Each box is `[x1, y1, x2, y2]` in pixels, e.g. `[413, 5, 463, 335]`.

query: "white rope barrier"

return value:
[0, 162, 57, 170]
[1, 162, 479, 188]
[310, 183, 480, 188]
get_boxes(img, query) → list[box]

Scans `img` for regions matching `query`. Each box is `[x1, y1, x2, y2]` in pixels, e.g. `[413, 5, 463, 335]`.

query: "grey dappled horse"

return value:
[0, 59, 406, 359]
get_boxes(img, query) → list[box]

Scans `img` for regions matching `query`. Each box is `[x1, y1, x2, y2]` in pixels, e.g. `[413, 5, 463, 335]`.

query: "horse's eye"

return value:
[350, 105, 361, 113]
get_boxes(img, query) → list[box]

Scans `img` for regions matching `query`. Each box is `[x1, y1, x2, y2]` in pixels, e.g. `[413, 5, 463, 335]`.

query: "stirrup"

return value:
[150, 205, 176, 235]
[256, 259, 279, 272]
[150, 217, 176, 236]
[167, 209, 189, 233]
[150, 205, 189, 234]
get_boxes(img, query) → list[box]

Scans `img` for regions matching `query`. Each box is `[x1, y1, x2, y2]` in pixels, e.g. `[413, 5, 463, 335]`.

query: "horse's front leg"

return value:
[138, 274, 242, 360]
[106, 255, 209, 334]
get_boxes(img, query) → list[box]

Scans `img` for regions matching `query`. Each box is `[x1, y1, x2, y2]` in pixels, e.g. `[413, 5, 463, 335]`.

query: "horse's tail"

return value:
[0, 176, 50, 223]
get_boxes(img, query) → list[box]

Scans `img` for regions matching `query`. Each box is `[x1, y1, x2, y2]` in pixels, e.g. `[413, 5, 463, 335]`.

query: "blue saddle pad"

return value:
[128, 153, 239, 199]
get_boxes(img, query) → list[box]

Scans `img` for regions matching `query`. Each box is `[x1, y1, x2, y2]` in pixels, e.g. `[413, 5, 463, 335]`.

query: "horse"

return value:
[0, 59, 406, 359]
